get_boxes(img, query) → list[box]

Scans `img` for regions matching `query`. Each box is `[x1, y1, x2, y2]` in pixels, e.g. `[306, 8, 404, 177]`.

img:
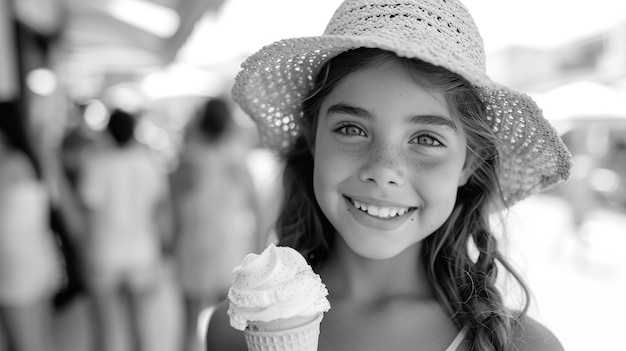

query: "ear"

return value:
[458, 153, 479, 187]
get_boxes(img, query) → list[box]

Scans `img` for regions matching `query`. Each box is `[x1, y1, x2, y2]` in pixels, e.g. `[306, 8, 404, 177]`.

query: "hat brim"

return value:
[232, 35, 572, 206]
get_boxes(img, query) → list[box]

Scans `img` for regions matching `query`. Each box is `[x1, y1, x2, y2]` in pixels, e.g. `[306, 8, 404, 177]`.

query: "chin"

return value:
[342, 236, 421, 260]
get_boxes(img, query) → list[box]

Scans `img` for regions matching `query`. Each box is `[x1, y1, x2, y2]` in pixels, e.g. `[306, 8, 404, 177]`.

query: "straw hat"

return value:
[232, 0, 572, 206]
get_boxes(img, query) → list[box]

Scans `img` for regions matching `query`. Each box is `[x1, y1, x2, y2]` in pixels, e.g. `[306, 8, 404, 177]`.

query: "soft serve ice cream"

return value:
[227, 243, 331, 331]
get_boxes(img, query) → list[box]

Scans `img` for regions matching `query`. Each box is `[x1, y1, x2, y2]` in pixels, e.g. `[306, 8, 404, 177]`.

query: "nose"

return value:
[358, 144, 405, 187]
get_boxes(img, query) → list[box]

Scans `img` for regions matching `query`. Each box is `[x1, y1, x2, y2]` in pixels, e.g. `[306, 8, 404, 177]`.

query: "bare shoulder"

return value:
[205, 299, 247, 351]
[508, 314, 564, 351]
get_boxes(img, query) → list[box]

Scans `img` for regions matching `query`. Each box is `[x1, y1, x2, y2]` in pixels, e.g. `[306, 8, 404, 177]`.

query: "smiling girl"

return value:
[205, 1, 572, 350]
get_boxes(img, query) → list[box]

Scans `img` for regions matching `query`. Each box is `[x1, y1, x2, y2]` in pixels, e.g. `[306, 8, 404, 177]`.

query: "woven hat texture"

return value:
[232, 0, 572, 206]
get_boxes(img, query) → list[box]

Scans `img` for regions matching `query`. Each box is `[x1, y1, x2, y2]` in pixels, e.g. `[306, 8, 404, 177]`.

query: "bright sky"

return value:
[178, 0, 626, 68]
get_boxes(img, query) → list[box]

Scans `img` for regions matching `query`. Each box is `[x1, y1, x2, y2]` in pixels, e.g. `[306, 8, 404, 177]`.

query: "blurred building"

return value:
[489, 20, 626, 93]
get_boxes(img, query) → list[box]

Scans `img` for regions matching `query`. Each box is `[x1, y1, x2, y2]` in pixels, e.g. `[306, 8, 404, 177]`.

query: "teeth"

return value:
[378, 207, 390, 217]
[350, 199, 411, 218]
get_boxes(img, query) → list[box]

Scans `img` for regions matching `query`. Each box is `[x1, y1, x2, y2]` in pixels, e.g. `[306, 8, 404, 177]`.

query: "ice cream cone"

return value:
[228, 244, 330, 350]
[243, 314, 323, 351]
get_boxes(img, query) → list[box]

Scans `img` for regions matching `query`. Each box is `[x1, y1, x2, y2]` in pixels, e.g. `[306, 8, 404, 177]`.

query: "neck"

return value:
[320, 236, 435, 304]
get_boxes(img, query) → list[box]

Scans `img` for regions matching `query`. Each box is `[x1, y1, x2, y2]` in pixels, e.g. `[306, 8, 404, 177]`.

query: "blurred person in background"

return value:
[77, 108, 180, 351]
[169, 97, 262, 351]
[60, 101, 104, 189]
[54, 101, 107, 307]
[0, 101, 61, 351]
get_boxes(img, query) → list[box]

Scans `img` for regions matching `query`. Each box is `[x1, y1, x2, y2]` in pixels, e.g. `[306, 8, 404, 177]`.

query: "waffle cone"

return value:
[243, 314, 323, 351]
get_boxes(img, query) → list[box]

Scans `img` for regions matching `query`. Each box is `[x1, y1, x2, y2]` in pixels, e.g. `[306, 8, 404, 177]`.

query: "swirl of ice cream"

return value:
[227, 244, 331, 331]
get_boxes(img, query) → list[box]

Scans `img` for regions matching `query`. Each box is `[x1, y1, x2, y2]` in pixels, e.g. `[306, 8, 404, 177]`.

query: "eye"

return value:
[335, 123, 366, 137]
[412, 133, 443, 147]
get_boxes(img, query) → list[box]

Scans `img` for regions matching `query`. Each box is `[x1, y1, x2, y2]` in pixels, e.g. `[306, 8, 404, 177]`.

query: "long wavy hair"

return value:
[275, 48, 529, 350]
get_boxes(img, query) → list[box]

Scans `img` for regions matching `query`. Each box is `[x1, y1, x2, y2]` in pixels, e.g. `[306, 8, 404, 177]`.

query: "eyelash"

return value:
[334, 122, 366, 137]
[411, 133, 444, 147]
[333, 123, 444, 147]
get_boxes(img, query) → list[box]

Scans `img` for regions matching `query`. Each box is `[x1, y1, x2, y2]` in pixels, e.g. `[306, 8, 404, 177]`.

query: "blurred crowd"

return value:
[1, 93, 282, 351]
[0, 4, 284, 350]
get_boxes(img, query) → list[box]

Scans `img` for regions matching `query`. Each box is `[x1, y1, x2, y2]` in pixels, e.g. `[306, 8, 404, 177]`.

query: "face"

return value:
[312, 63, 472, 260]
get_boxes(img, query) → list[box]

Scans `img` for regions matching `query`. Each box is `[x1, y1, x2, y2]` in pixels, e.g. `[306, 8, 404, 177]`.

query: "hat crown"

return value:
[324, 0, 486, 75]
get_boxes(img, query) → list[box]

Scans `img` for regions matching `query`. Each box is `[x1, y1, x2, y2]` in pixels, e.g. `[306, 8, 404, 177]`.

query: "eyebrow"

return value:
[327, 104, 372, 120]
[409, 114, 458, 132]
[326, 103, 458, 132]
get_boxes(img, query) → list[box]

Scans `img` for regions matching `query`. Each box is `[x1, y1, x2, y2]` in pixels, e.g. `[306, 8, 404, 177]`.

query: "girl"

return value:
[206, 0, 571, 350]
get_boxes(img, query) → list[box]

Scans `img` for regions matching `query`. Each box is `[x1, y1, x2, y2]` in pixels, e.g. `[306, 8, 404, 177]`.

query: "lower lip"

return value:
[344, 197, 415, 231]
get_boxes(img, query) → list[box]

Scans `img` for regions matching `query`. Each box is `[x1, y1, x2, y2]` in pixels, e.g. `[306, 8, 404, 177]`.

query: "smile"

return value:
[347, 197, 416, 219]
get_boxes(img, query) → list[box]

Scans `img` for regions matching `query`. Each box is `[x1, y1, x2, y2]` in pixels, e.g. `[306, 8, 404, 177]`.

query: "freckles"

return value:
[334, 143, 365, 162]
[408, 157, 460, 184]
[369, 144, 398, 167]
[409, 158, 440, 174]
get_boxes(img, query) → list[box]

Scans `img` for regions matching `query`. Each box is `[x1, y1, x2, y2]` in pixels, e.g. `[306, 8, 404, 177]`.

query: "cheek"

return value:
[410, 157, 453, 176]
[409, 157, 466, 193]
[312, 143, 340, 198]
[314, 137, 360, 175]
